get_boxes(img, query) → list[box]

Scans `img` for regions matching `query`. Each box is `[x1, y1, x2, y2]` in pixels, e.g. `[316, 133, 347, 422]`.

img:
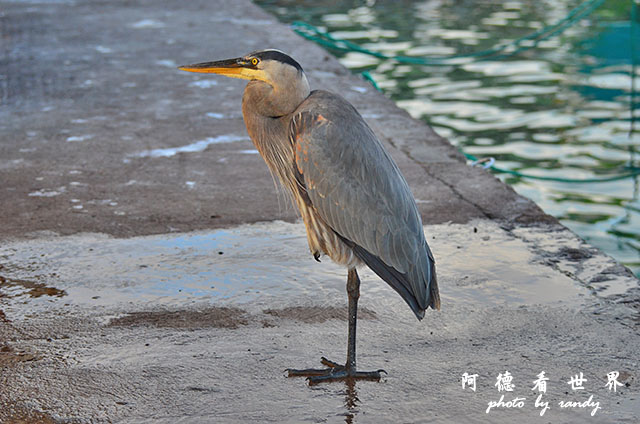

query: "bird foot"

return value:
[286, 356, 386, 385]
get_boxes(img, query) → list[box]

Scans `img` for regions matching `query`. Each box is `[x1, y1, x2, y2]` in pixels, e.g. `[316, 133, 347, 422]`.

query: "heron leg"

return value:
[286, 268, 386, 385]
[345, 266, 359, 372]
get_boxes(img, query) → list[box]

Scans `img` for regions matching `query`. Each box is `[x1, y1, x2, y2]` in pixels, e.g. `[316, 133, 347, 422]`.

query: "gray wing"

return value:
[290, 90, 439, 318]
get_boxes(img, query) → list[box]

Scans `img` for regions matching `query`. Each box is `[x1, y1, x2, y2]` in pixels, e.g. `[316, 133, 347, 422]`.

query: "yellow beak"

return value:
[179, 57, 266, 82]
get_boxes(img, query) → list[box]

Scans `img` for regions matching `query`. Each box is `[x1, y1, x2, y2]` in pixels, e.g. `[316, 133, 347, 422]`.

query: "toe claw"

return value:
[320, 356, 343, 369]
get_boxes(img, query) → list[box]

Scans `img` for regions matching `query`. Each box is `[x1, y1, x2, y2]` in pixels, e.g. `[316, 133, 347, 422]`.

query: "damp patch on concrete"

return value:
[0, 344, 39, 367]
[0, 275, 66, 300]
[108, 307, 249, 329]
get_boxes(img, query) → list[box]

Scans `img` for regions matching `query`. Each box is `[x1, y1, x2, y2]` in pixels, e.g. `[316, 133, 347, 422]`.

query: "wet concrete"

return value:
[1, 221, 639, 423]
[2, 221, 631, 315]
[1, 0, 639, 422]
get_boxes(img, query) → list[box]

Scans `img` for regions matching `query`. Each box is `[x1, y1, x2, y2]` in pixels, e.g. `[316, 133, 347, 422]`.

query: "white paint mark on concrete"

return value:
[28, 187, 66, 197]
[131, 19, 164, 28]
[351, 86, 368, 93]
[189, 80, 218, 88]
[238, 149, 259, 154]
[206, 112, 224, 119]
[95, 45, 113, 54]
[132, 135, 248, 158]
[66, 135, 94, 142]
[155, 59, 176, 68]
[185, 181, 196, 189]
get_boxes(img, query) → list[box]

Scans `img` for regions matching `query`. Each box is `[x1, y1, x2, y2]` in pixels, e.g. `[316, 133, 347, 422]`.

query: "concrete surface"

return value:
[0, 0, 638, 423]
[0, 0, 550, 239]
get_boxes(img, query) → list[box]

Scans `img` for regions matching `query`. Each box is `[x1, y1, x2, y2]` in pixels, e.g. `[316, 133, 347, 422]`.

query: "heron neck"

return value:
[242, 76, 309, 118]
[241, 88, 299, 196]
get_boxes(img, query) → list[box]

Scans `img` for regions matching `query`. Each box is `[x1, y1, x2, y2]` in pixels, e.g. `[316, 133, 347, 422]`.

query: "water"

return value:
[256, 0, 640, 276]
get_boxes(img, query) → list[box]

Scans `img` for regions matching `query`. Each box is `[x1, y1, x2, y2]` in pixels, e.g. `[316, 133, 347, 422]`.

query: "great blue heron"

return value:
[179, 49, 440, 384]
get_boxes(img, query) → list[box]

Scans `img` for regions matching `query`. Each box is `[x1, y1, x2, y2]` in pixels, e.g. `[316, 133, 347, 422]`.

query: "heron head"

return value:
[179, 49, 305, 87]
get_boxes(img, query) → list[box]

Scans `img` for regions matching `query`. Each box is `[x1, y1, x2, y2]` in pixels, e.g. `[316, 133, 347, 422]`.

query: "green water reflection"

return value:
[256, 0, 640, 276]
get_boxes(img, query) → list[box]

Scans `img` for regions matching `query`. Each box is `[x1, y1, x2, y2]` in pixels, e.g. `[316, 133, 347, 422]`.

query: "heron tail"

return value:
[351, 243, 439, 320]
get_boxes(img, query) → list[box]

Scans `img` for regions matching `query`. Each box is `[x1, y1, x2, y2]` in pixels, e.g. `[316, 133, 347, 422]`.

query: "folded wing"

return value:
[290, 90, 439, 318]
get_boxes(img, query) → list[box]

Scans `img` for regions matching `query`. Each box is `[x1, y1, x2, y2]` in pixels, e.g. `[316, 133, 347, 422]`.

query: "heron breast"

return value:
[295, 196, 360, 269]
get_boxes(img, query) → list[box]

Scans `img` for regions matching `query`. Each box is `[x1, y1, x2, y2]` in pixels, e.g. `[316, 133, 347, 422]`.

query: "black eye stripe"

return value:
[252, 50, 303, 72]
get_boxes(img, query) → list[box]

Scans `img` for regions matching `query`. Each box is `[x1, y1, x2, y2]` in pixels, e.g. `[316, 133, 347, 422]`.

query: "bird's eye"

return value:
[251, 58, 259, 66]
